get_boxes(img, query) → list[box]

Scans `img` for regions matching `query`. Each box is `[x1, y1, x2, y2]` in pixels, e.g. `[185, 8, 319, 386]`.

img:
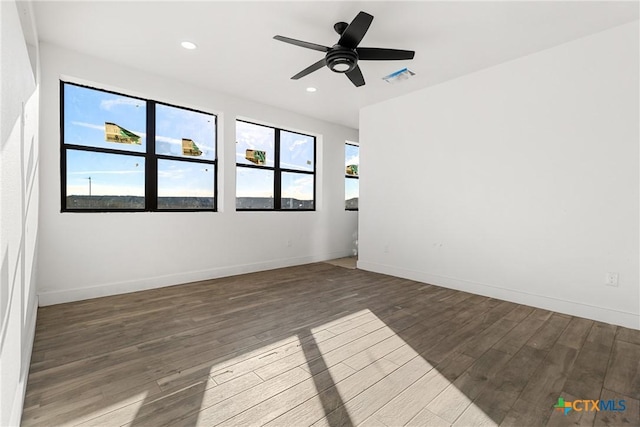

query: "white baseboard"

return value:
[38, 252, 350, 306]
[9, 296, 38, 427]
[357, 260, 640, 330]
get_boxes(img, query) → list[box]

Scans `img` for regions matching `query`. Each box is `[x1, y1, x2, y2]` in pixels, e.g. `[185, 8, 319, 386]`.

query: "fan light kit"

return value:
[181, 41, 197, 50]
[274, 11, 415, 87]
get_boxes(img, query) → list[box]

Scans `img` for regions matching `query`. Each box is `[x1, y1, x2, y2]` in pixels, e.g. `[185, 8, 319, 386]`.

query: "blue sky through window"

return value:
[236, 121, 315, 202]
[64, 84, 215, 198]
[345, 143, 359, 203]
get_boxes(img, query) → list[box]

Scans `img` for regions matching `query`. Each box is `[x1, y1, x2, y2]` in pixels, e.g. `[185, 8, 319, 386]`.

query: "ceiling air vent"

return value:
[382, 68, 415, 84]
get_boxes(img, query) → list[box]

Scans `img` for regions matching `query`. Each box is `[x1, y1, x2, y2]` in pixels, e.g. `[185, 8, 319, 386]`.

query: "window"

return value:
[61, 82, 217, 211]
[345, 142, 359, 210]
[236, 120, 315, 210]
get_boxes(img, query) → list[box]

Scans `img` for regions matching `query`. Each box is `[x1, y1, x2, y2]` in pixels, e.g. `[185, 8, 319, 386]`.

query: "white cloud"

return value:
[287, 139, 308, 150]
[100, 97, 144, 111]
[293, 175, 313, 186]
[71, 121, 104, 131]
[281, 161, 312, 170]
[346, 155, 359, 166]
[156, 135, 181, 146]
[236, 123, 274, 150]
[282, 175, 313, 199]
[158, 168, 185, 179]
[69, 170, 143, 175]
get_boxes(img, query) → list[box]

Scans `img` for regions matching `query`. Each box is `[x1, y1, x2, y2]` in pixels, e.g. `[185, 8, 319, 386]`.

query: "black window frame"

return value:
[235, 119, 316, 211]
[60, 81, 218, 213]
[345, 142, 359, 211]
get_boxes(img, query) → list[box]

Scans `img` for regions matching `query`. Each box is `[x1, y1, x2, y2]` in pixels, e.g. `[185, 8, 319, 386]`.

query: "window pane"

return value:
[345, 144, 359, 176]
[236, 121, 275, 167]
[236, 167, 274, 209]
[66, 150, 144, 209]
[280, 131, 314, 171]
[155, 104, 215, 161]
[345, 177, 359, 210]
[281, 172, 314, 210]
[157, 159, 215, 209]
[63, 83, 146, 153]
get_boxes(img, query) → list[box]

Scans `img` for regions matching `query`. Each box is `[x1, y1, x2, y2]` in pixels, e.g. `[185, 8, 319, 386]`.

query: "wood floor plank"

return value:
[603, 340, 640, 400]
[455, 345, 548, 425]
[427, 348, 512, 423]
[517, 343, 579, 408]
[209, 329, 336, 385]
[407, 407, 453, 427]
[556, 317, 593, 349]
[454, 404, 498, 426]
[301, 325, 400, 374]
[265, 358, 399, 427]
[616, 327, 640, 346]
[589, 322, 618, 348]
[563, 321, 616, 399]
[83, 373, 260, 427]
[253, 327, 370, 381]
[459, 304, 533, 359]
[369, 352, 475, 426]
[594, 388, 640, 426]
[316, 355, 433, 427]
[419, 299, 512, 365]
[217, 363, 356, 427]
[166, 367, 311, 427]
[500, 397, 551, 426]
[545, 391, 596, 427]
[342, 334, 407, 371]
[492, 308, 552, 355]
[525, 312, 572, 352]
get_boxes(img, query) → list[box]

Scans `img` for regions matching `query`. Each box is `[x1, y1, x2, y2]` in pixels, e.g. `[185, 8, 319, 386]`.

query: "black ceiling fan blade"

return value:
[291, 58, 327, 80]
[338, 11, 373, 48]
[345, 65, 365, 87]
[273, 35, 330, 52]
[356, 47, 415, 61]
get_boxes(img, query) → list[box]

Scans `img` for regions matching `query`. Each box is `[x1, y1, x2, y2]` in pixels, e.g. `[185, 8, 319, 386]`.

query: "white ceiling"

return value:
[33, 1, 638, 129]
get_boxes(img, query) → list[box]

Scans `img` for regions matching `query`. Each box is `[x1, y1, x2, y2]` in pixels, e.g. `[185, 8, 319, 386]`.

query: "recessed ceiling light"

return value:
[181, 41, 197, 50]
[306, 87, 317, 93]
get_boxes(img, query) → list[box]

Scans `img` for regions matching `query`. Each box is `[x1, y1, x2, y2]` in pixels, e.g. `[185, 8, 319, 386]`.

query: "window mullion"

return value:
[146, 100, 157, 210]
[274, 129, 281, 210]
[60, 80, 67, 212]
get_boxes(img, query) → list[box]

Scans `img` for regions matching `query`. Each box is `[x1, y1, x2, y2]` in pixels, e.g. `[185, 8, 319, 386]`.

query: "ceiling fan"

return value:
[274, 11, 415, 87]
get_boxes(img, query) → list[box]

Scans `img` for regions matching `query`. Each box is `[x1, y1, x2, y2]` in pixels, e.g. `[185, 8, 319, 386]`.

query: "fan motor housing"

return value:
[326, 46, 358, 73]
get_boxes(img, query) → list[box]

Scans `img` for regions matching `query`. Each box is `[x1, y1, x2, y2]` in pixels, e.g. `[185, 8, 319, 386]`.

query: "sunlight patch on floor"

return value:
[81, 391, 148, 426]
[106, 308, 498, 426]
[306, 309, 497, 426]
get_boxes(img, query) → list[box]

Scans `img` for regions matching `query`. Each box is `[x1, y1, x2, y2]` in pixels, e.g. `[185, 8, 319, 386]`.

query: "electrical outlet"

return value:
[605, 272, 619, 287]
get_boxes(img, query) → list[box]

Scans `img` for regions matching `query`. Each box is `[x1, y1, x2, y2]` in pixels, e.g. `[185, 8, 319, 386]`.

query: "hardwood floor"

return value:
[22, 263, 640, 426]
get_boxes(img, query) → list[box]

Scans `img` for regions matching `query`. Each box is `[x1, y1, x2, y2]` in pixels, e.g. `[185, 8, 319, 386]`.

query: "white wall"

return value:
[37, 43, 358, 306]
[0, 1, 40, 425]
[359, 21, 639, 329]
